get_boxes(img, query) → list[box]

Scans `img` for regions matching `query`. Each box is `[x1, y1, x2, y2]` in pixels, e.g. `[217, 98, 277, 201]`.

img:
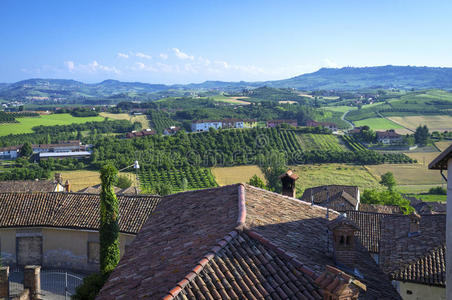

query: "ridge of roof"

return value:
[162, 184, 320, 300]
[244, 183, 341, 214]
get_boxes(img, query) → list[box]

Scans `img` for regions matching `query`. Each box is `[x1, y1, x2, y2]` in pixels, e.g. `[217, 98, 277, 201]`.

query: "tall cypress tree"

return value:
[99, 164, 120, 276]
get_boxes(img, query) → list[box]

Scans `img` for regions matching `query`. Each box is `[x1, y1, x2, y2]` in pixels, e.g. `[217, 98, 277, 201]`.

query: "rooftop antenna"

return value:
[311, 188, 314, 205]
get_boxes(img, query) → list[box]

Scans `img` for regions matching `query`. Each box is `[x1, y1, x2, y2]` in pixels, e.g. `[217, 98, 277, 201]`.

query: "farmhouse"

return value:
[38, 151, 91, 160]
[0, 192, 160, 272]
[163, 126, 181, 135]
[266, 119, 298, 127]
[32, 140, 85, 153]
[300, 185, 360, 212]
[125, 128, 156, 138]
[0, 146, 20, 160]
[376, 129, 402, 144]
[306, 120, 338, 131]
[191, 120, 222, 132]
[380, 214, 446, 300]
[97, 184, 400, 299]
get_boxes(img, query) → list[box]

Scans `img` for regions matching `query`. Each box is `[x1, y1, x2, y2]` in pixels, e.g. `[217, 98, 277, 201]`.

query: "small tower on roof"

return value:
[328, 214, 360, 268]
[279, 170, 299, 198]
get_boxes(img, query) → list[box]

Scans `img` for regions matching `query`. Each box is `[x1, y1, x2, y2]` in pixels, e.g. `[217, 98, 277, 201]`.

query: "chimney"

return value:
[64, 180, 71, 192]
[315, 265, 366, 300]
[408, 212, 421, 237]
[279, 170, 299, 198]
[54, 172, 62, 184]
[328, 215, 359, 268]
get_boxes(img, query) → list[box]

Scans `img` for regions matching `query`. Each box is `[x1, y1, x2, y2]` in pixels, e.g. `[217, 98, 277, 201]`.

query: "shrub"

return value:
[72, 272, 107, 300]
[428, 186, 447, 195]
[116, 175, 132, 189]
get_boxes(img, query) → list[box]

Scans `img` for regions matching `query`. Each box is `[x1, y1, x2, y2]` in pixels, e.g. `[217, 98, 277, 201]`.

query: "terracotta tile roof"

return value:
[97, 184, 400, 300]
[358, 203, 402, 214]
[379, 214, 446, 280]
[173, 231, 322, 300]
[346, 211, 393, 253]
[376, 130, 401, 139]
[0, 180, 60, 193]
[428, 142, 452, 170]
[391, 244, 446, 287]
[300, 185, 359, 211]
[0, 192, 161, 234]
[77, 184, 141, 195]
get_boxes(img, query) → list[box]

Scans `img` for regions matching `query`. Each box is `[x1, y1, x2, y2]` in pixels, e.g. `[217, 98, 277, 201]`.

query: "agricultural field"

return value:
[435, 141, 452, 151]
[139, 165, 217, 193]
[365, 161, 445, 193]
[209, 95, 251, 105]
[405, 193, 447, 203]
[341, 135, 367, 151]
[211, 165, 266, 186]
[296, 133, 346, 151]
[290, 163, 382, 196]
[354, 117, 403, 130]
[323, 106, 357, 113]
[100, 112, 150, 128]
[55, 170, 138, 192]
[387, 115, 452, 132]
[0, 114, 104, 136]
[149, 111, 179, 133]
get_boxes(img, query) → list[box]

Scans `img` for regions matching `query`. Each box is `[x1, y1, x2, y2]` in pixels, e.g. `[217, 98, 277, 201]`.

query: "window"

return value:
[340, 236, 345, 245]
[406, 290, 413, 295]
[88, 242, 100, 264]
[346, 236, 351, 245]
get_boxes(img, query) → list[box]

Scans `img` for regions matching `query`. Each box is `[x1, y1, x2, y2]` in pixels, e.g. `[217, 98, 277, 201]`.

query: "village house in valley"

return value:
[266, 119, 298, 128]
[376, 129, 402, 144]
[0, 192, 160, 272]
[300, 185, 360, 212]
[191, 119, 257, 132]
[305, 120, 338, 132]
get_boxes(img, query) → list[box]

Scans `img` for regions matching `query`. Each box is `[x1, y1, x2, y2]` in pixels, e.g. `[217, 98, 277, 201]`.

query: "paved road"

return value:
[341, 110, 354, 131]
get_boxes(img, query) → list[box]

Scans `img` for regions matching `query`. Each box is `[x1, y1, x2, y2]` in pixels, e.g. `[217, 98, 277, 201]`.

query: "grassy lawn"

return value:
[56, 170, 138, 192]
[290, 164, 382, 196]
[405, 193, 447, 202]
[388, 115, 452, 132]
[208, 95, 251, 105]
[100, 112, 150, 128]
[0, 114, 104, 136]
[211, 165, 265, 186]
[354, 117, 403, 130]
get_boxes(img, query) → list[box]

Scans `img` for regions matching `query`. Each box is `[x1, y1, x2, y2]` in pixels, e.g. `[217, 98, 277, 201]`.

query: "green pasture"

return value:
[323, 106, 357, 113]
[0, 113, 104, 136]
[354, 117, 403, 130]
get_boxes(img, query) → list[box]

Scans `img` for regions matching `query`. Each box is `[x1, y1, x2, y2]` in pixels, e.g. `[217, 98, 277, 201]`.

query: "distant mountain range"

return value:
[1, 65, 452, 101]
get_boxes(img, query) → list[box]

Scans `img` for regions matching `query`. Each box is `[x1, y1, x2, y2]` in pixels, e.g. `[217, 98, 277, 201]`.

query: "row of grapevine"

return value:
[149, 111, 178, 133]
[139, 165, 217, 192]
[341, 135, 368, 152]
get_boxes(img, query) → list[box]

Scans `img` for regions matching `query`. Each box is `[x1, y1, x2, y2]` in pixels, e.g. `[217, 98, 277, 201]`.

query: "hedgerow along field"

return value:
[0, 113, 104, 136]
[387, 115, 452, 132]
[296, 133, 346, 151]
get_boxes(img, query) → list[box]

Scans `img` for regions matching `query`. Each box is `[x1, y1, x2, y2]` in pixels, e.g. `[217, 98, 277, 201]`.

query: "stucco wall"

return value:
[395, 281, 445, 300]
[0, 227, 135, 272]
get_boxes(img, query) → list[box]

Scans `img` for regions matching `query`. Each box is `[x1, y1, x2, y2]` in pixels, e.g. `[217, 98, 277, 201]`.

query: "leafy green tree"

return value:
[99, 164, 120, 276]
[260, 151, 287, 193]
[361, 189, 414, 214]
[153, 183, 173, 196]
[116, 175, 132, 189]
[248, 175, 267, 189]
[380, 172, 396, 191]
[414, 125, 429, 146]
[19, 142, 33, 157]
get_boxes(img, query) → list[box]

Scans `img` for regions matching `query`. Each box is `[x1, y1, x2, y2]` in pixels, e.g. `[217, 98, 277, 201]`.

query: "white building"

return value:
[0, 146, 20, 160]
[191, 120, 223, 132]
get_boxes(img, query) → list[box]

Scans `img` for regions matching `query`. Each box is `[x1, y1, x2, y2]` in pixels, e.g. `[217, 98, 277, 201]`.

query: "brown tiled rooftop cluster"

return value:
[97, 184, 401, 300]
[391, 244, 445, 287]
[172, 231, 322, 300]
[78, 184, 141, 195]
[379, 214, 446, 276]
[0, 192, 160, 234]
[300, 185, 359, 212]
[358, 203, 402, 214]
[0, 180, 60, 193]
[346, 210, 392, 253]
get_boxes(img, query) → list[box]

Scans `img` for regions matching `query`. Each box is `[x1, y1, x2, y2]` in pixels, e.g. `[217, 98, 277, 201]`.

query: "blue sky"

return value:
[0, 0, 451, 84]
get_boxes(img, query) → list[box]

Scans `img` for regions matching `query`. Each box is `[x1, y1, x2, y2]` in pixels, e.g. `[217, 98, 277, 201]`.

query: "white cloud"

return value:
[136, 52, 152, 59]
[160, 53, 168, 60]
[65, 61, 75, 72]
[172, 48, 194, 60]
[117, 52, 129, 59]
[64, 60, 120, 74]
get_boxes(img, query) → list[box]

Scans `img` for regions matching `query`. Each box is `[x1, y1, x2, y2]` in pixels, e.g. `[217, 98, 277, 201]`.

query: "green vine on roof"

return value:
[99, 164, 120, 276]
